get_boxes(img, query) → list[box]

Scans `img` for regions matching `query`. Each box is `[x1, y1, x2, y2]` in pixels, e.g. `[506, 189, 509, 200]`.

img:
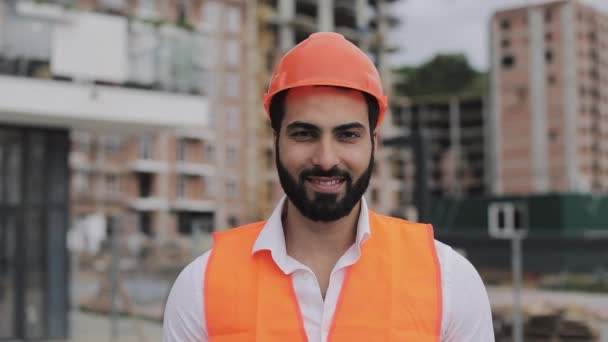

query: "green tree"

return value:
[394, 54, 486, 98]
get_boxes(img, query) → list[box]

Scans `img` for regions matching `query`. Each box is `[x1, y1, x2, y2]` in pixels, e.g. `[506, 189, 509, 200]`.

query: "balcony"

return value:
[172, 199, 215, 212]
[175, 162, 215, 177]
[0, 3, 210, 132]
[128, 159, 168, 173]
[130, 197, 168, 211]
[174, 128, 215, 141]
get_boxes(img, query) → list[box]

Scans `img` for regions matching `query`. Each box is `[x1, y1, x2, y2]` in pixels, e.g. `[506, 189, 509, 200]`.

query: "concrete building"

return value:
[253, 0, 404, 220]
[390, 93, 486, 203]
[489, 0, 608, 194]
[62, 0, 251, 239]
[0, 0, 213, 339]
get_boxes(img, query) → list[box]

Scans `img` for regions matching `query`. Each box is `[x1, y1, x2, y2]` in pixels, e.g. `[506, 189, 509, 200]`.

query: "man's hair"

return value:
[269, 87, 380, 135]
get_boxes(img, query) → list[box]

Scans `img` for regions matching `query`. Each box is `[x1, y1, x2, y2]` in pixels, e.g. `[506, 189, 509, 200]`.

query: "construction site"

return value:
[1, 0, 608, 341]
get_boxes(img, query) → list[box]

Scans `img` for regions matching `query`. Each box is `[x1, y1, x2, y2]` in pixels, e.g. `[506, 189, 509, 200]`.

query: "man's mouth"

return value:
[306, 176, 346, 193]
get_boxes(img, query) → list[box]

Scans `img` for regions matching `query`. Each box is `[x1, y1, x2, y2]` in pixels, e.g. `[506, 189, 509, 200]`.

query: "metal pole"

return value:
[110, 216, 120, 342]
[511, 234, 524, 342]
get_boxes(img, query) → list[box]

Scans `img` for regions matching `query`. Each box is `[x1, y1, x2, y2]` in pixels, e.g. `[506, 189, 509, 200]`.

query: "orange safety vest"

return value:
[205, 211, 443, 341]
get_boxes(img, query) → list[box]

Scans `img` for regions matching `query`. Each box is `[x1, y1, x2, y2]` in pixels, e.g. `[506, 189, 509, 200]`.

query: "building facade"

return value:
[0, 0, 212, 338]
[62, 0, 251, 239]
[489, 0, 608, 194]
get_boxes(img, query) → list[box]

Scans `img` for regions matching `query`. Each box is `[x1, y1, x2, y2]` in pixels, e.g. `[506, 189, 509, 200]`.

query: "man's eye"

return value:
[291, 131, 316, 139]
[338, 132, 360, 141]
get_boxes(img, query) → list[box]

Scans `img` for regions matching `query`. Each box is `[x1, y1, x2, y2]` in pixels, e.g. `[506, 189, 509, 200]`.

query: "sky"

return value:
[389, 0, 608, 71]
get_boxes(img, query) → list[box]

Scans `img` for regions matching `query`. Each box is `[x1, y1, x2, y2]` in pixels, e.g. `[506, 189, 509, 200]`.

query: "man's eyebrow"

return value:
[285, 121, 320, 132]
[333, 122, 366, 133]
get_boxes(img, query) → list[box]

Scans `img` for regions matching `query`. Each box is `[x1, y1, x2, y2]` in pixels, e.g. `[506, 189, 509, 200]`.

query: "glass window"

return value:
[178, 175, 188, 198]
[226, 6, 241, 33]
[225, 72, 240, 98]
[226, 180, 238, 197]
[74, 172, 89, 194]
[106, 174, 120, 195]
[227, 106, 240, 131]
[226, 39, 240, 66]
[226, 145, 238, 165]
[177, 139, 188, 161]
[205, 144, 215, 162]
[201, 1, 221, 32]
[139, 135, 153, 159]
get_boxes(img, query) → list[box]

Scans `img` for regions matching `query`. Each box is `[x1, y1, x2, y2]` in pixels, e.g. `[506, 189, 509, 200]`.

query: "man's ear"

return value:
[373, 130, 379, 153]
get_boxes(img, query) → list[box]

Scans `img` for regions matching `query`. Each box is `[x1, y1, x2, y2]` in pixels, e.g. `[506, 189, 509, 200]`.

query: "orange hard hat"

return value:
[263, 32, 389, 127]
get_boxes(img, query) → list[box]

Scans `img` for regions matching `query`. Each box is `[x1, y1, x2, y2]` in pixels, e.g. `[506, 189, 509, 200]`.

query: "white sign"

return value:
[488, 202, 528, 239]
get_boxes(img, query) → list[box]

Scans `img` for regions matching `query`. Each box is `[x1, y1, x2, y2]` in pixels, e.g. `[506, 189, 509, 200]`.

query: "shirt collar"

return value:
[252, 195, 372, 274]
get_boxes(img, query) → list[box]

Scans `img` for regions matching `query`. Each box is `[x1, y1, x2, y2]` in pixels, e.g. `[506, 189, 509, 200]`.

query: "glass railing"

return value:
[0, 2, 211, 96]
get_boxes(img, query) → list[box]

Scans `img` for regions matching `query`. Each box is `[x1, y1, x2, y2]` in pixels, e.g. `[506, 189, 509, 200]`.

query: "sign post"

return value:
[488, 202, 527, 342]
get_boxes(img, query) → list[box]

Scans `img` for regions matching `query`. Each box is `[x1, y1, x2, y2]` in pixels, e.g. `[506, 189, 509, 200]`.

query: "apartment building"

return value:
[489, 0, 608, 194]
[0, 0, 211, 338]
[253, 0, 404, 220]
[61, 0, 250, 238]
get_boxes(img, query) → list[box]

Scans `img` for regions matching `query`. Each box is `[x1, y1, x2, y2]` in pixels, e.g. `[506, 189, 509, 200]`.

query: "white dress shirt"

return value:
[163, 196, 495, 341]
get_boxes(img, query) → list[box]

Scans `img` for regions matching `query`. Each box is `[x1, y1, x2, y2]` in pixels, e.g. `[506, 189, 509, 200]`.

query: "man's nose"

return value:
[311, 138, 340, 171]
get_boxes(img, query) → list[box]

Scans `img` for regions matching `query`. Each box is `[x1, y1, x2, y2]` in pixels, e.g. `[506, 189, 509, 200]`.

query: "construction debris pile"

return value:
[493, 304, 602, 341]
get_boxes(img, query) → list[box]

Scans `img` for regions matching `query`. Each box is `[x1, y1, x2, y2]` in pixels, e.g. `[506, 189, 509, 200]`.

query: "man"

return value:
[163, 32, 494, 341]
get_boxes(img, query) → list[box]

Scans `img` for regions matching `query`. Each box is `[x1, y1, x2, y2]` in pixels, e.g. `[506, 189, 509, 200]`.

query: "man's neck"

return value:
[282, 200, 361, 261]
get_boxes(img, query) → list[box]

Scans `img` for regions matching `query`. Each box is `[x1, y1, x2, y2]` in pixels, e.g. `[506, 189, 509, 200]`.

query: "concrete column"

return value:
[488, 17, 503, 194]
[245, 0, 260, 222]
[449, 97, 462, 196]
[278, 0, 295, 52]
[318, 0, 334, 32]
[157, 132, 171, 240]
[561, 2, 580, 191]
[529, 8, 549, 192]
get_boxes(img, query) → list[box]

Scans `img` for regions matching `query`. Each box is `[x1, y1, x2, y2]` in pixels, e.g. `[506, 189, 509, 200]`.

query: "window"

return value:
[139, 135, 153, 159]
[177, 139, 188, 161]
[178, 175, 188, 198]
[545, 50, 553, 63]
[226, 180, 238, 197]
[205, 144, 215, 162]
[226, 107, 240, 131]
[204, 176, 216, 196]
[227, 215, 239, 228]
[201, 1, 221, 32]
[104, 136, 122, 156]
[500, 19, 511, 30]
[501, 39, 510, 49]
[502, 55, 515, 69]
[106, 174, 120, 195]
[226, 145, 238, 166]
[226, 6, 241, 33]
[548, 74, 557, 85]
[545, 9, 552, 23]
[225, 72, 240, 98]
[74, 171, 89, 193]
[226, 40, 240, 66]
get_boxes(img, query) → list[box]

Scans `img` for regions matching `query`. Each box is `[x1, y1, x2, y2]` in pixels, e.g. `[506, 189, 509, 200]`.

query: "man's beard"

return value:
[276, 143, 374, 222]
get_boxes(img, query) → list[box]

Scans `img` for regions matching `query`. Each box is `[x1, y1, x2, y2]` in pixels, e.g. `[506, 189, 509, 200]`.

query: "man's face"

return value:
[275, 86, 377, 222]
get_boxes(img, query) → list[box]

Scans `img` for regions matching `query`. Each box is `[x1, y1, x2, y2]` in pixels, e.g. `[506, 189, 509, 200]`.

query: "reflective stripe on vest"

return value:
[205, 212, 442, 341]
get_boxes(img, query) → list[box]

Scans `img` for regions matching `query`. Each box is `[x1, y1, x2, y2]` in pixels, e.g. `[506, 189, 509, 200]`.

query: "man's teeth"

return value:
[311, 179, 342, 185]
